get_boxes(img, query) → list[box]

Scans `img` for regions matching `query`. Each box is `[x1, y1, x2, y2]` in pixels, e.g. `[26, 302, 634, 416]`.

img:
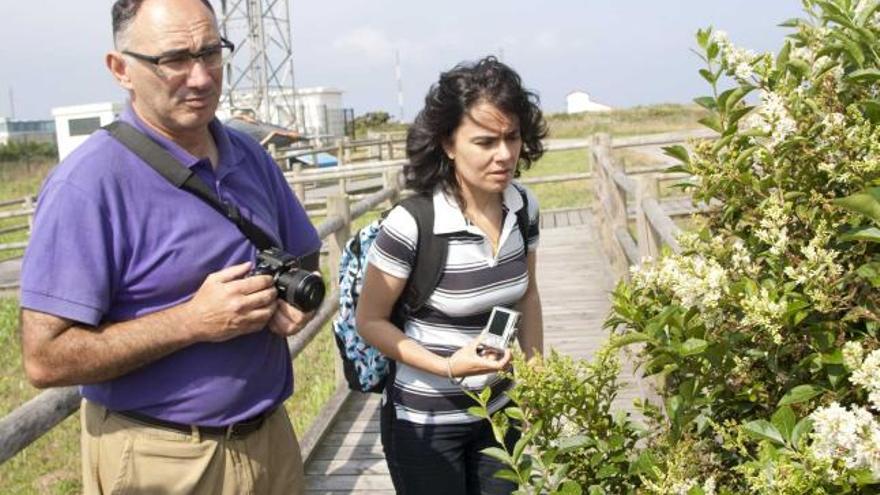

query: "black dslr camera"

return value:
[253, 247, 325, 312]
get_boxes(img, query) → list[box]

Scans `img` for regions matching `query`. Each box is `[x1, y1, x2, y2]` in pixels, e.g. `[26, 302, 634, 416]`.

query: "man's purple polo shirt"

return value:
[20, 106, 321, 426]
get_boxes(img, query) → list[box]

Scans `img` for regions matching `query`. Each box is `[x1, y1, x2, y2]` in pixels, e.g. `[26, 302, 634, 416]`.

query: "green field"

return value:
[0, 104, 704, 494]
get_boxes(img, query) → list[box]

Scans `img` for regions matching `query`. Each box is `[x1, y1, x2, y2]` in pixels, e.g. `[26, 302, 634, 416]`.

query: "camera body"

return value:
[253, 247, 325, 312]
[478, 306, 521, 353]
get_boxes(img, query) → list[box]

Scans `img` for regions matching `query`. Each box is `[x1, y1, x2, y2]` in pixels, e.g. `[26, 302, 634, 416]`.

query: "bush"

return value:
[481, 0, 880, 492]
[0, 141, 56, 163]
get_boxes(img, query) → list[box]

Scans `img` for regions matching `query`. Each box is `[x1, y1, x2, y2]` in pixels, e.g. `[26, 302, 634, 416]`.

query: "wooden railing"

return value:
[591, 130, 716, 277]
[0, 183, 402, 465]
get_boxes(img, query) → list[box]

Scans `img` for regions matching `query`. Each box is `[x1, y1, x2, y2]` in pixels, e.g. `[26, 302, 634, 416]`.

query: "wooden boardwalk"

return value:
[304, 207, 652, 494]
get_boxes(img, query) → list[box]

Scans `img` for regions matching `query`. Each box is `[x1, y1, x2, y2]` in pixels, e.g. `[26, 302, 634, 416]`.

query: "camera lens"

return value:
[276, 269, 325, 312]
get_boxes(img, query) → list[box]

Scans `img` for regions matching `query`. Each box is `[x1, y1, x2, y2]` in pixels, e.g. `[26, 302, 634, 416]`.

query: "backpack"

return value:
[331, 186, 531, 393]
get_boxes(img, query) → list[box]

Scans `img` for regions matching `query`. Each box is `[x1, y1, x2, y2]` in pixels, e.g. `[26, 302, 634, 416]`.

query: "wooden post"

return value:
[326, 194, 351, 387]
[635, 176, 661, 262]
[24, 195, 35, 232]
[291, 161, 305, 203]
[591, 133, 630, 278]
[377, 140, 383, 161]
[386, 138, 394, 160]
[383, 169, 400, 207]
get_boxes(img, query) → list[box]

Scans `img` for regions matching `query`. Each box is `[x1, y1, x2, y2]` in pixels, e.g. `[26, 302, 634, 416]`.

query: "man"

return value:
[18, 0, 321, 493]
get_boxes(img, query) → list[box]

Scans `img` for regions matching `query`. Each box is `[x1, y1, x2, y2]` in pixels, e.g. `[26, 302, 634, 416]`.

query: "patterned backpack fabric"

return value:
[332, 188, 530, 393]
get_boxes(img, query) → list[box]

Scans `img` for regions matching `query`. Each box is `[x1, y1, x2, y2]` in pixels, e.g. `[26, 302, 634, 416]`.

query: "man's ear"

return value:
[105, 51, 134, 91]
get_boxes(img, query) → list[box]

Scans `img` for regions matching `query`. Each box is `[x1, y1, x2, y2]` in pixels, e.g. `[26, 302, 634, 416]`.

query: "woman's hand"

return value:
[448, 336, 511, 378]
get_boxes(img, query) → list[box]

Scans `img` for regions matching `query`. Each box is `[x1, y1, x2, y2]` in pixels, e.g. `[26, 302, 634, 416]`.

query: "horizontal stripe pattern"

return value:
[367, 182, 539, 425]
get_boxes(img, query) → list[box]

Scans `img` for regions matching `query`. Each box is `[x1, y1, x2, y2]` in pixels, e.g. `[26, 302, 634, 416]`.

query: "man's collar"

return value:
[431, 182, 525, 234]
[119, 104, 243, 171]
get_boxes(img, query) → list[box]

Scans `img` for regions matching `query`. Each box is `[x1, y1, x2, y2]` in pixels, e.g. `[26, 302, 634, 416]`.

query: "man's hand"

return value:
[185, 262, 278, 343]
[268, 300, 316, 338]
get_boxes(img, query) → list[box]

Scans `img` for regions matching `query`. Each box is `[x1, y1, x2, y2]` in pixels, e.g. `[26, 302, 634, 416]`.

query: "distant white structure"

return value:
[0, 117, 55, 146]
[219, 86, 347, 140]
[566, 91, 612, 114]
[52, 102, 123, 161]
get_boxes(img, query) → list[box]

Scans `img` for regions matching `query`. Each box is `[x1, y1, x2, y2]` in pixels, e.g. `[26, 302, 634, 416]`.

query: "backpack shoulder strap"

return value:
[396, 193, 447, 312]
[512, 183, 531, 252]
[103, 121, 278, 251]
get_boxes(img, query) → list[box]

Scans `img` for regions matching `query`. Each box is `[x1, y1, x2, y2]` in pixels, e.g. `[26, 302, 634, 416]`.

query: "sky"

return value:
[0, 1, 805, 122]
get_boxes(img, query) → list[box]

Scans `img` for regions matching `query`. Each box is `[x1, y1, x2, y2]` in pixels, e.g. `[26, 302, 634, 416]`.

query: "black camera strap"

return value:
[103, 120, 278, 251]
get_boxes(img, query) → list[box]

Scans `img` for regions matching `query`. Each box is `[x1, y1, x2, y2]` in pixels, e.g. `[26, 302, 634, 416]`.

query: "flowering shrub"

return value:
[606, 0, 880, 491]
[474, 0, 880, 492]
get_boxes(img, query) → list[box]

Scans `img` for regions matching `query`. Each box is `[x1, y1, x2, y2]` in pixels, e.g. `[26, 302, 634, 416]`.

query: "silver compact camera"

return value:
[478, 306, 520, 353]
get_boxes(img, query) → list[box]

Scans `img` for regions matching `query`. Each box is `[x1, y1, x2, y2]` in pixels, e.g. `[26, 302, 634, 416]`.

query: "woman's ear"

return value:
[441, 138, 455, 162]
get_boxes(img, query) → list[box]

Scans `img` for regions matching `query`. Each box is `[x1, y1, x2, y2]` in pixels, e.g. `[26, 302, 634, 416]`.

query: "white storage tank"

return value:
[52, 102, 123, 161]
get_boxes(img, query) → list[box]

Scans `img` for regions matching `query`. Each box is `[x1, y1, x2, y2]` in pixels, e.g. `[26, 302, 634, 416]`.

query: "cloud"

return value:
[332, 27, 394, 61]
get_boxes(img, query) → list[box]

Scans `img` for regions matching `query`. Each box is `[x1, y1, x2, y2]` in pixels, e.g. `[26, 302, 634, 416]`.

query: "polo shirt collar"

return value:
[431, 182, 525, 235]
[119, 104, 244, 173]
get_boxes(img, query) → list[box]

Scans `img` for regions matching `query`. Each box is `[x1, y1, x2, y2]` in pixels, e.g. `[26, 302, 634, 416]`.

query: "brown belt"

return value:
[113, 407, 275, 439]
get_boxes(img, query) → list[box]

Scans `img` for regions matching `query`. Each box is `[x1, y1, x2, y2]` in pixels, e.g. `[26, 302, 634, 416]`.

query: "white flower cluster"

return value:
[754, 193, 790, 256]
[844, 341, 865, 371]
[740, 288, 786, 345]
[810, 402, 880, 479]
[631, 254, 728, 312]
[667, 476, 717, 495]
[782, 226, 843, 311]
[710, 30, 756, 80]
[760, 92, 798, 148]
[855, 0, 880, 25]
[851, 348, 880, 410]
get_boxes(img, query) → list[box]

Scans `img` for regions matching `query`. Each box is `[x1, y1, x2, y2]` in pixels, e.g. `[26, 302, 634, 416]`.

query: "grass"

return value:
[545, 103, 708, 139]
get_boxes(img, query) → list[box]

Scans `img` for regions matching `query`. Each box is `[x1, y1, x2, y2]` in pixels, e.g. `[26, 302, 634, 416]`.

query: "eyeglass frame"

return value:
[121, 37, 234, 76]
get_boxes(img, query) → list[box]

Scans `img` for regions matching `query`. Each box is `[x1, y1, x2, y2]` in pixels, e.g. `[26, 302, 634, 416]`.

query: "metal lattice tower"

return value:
[218, 0, 298, 129]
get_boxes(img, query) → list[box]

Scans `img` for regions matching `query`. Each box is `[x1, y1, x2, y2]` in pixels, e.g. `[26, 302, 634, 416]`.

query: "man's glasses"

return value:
[122, 37, 234, 79]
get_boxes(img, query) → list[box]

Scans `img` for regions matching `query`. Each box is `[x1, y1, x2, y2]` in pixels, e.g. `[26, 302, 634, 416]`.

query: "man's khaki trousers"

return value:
[80, 399, 305, 494]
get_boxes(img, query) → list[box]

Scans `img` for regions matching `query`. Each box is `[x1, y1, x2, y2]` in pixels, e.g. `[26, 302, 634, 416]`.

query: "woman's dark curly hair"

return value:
[404, 56, 547, 201]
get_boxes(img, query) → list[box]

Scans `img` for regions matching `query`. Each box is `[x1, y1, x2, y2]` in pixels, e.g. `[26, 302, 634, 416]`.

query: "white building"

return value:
[219, 86, 347, 140]
[566, 91, 612, 114]
[52, 102, 123, 161]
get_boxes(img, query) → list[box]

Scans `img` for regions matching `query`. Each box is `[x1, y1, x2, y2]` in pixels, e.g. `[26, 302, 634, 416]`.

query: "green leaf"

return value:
[856, 261, 880, 287]
[787, 59, 811, 78]
[846, 68, 880, 83]
[742, 419, 785, 445]
[557, 435, 594, 453]
[698, 115, 723, 133]
[558, 481, 583, 495]
[493, 469, 520, 483]
[663, 144, 691, 164]
[833, 188, 880, 224]
[771, 405, 797, 443]
[693, 96, 717, 111]
[611, 332, 653, 348]
[777, 40, 792, 69]
[680, 338, 709, 356]
[778, 18, 803, 28]
[504, 407, 524, 422]
[841, 226, 880, 243]
[861, 100, 880, 124]
[791, 417, 813, 449]
[778, 384, 823, 406]
[699, 68, 717, 84]
[467, 406, 489, 419]
[482, 446, 514, 466]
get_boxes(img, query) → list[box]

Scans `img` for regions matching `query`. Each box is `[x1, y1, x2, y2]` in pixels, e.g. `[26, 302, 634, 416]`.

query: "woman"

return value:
[356, 56, 546, 495]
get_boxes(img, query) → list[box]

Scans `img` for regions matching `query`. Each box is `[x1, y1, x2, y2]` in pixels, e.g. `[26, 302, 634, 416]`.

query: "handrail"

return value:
[591, 130, 712, 276]
[0, 180, 399, 465]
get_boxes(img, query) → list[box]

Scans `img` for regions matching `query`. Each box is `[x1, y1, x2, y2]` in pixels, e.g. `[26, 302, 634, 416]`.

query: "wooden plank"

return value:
[307, 459, 389, 476]
[306, 474, 396, 491]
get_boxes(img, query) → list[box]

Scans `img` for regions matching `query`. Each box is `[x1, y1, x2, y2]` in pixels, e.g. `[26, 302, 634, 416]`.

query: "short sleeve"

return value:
[20, 180, 119, 326]
[367, 205, 418, 280]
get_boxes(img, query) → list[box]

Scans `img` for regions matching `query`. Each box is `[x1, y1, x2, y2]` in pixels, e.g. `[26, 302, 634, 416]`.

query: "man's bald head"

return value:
[112, 0, 216, 48]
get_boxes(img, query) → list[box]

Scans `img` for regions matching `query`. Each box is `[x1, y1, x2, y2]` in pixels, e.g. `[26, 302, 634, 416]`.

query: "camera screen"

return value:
[488, 311, 509, 336]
